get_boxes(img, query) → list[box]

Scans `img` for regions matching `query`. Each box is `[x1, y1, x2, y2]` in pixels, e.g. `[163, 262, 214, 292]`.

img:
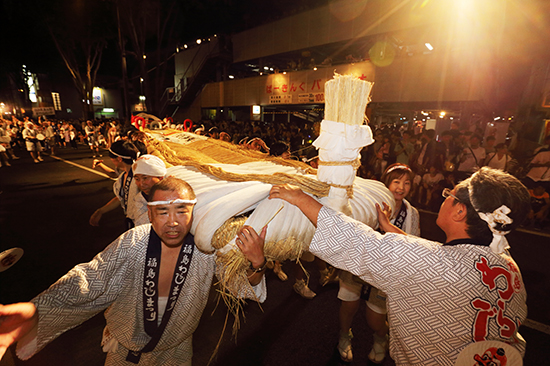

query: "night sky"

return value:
[1, 0, 328, 78]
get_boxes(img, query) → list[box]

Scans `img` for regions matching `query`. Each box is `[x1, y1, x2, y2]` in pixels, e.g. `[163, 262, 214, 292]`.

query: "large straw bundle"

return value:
[143, 101, 384, 332]
[324, 73, 373, 126]
[314, 74, 374, 214]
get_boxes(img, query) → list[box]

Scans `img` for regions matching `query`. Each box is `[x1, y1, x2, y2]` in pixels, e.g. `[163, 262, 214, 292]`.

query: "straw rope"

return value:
[148, 137, 329, 197]
[210, 213, 307, 334]
[318, 158, 361, 169]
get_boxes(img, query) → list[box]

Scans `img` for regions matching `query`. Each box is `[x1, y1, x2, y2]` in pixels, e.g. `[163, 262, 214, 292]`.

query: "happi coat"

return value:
[16, 224, 267, 365]
[127, 191, 149, 227]
[310, 206, 527, 366]
[394, 199, 420, 236]
[113, 170, 139, 217]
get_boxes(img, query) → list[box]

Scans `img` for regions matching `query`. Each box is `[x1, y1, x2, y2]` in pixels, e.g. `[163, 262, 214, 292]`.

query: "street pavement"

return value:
[0, 145, 548, 366]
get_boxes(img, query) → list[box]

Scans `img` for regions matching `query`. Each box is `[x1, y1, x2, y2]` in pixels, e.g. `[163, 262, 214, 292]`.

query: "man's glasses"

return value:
[442, 188, 460, 202]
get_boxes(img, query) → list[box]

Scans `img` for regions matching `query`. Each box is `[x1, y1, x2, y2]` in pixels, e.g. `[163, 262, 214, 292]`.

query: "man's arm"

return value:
[235, 225, 267, 286]
[90, 197, 121, 226]
[92, 159, 118, 178]
[268, 185, 322, 226]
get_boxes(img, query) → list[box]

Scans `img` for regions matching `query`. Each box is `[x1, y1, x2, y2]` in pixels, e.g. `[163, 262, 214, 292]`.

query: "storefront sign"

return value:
[32, 107, 55, 116]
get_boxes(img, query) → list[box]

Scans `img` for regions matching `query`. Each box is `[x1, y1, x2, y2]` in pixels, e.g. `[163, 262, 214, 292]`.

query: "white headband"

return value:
[468, 181, 513, 254]
[385, 164, 412, 175]
[109, 148, 133, 160]
[147, 198, 197, 206]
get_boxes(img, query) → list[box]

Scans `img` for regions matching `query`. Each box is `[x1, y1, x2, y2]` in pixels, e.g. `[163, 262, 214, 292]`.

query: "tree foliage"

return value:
[46, 0, 116, 118]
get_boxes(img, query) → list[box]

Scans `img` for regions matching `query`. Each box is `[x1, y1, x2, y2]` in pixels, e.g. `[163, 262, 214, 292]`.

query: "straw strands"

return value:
[324, 73, 373, 126]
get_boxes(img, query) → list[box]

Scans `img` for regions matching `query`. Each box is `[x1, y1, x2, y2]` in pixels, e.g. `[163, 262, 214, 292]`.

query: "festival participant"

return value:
[336, 163, 420, 364]
[269, 167, 530, 365]
[22, 122, 43, 163]
[42, 121, 56, 156]
[90, 141, 141, 229]
[0, 177, 267, 365]
[107, 121, 119, 148]
[247, 137, 270, 153]
[85, 120, 101, 158]
[129, 155, 167, 226]
[219, 131, 231, 142]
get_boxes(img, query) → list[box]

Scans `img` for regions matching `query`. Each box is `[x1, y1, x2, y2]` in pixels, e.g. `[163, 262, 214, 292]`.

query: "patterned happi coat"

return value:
[16, 224, 266, 365]
[310, 206, 527, 366]
[113, 170, 139, 217]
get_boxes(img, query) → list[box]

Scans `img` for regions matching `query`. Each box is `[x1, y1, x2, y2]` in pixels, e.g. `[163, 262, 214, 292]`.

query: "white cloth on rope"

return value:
[313, 119, 374, 161]
[468, 180, 513, 254]
[313, 119, 374, 214]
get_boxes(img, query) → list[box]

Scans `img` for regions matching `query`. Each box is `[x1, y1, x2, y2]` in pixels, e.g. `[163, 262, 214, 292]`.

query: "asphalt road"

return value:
[1, 145, 549, 366]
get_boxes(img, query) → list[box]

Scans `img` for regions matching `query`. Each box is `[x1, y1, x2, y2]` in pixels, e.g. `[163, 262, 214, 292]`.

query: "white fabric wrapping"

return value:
[313, 119, 373, 187]
[313, 119, 374, 213]
[165, 160, 393, 255]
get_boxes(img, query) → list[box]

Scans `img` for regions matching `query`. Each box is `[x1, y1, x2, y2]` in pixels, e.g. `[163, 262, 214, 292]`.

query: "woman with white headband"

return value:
[269, 167, 531, 366]
[89, 140, 143, 229]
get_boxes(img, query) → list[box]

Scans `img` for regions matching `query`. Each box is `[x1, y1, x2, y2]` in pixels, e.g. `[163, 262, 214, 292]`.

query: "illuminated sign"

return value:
[93, 87, 103, 105]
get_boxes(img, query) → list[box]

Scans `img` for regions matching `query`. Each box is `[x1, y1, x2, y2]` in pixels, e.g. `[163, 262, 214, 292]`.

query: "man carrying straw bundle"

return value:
[0, 177, 268, 366]
[269, 167, 530, 365]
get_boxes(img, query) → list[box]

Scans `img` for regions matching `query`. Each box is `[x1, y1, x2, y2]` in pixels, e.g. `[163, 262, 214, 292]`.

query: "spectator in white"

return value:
[0, 120, 19, 164]
[484, 135, 496, 155]
[457, 134, 485, 181]
[484, 143, 512, 172]
[43, 121, 56, 156]
[129, 155, 167, 226]
[0, 143, 10, 167]
[269, 167, 530, 365]
[420, 166, 444, 207]
[523, 138, 550, 192]
[22, 122, 43, 163]
[85, 120, 101, 158]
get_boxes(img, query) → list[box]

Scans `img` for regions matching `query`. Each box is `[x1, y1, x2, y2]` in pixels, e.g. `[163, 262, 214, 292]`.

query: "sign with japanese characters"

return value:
[261, 61, 374, 105]
[32, 107, 55, 116]
[200, 60, 375, 108]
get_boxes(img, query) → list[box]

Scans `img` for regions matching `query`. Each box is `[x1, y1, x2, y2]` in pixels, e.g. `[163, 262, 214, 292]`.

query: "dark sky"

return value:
[1, 0, 328, 77]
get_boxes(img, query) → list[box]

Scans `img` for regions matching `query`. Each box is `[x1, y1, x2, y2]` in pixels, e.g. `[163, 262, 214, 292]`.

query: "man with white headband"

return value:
[269, 167, 530, 365]
[0, 176, 268, 365]
[128, 154, 167, 226]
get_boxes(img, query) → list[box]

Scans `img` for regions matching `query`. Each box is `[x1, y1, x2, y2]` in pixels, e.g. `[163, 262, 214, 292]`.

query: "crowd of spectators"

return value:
[2, 114, 550, 231]
[193, 117, 550, 231]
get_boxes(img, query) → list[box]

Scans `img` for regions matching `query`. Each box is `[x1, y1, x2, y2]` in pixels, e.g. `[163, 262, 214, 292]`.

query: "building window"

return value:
[52, 92, 62, 111]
